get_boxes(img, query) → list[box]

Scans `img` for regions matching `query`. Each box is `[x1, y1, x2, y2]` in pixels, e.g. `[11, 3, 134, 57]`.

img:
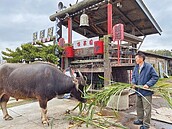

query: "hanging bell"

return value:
[80, 13, 89, 27]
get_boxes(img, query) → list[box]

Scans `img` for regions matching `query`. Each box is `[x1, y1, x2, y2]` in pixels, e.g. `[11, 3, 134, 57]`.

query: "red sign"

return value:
[112, 23, 124, 41]
[73, 37, 99, 49]
[58, 38, 65, 47]
[94, 41, 104, 55]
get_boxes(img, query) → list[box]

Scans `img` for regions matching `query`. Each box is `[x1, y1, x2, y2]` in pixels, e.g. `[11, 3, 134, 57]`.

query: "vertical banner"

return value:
[112, 23, 124, 41]
[33, 32, 38, 44]
[112, 23, 124, 65]
[55, 17, 62, 44]
[40, 30, 45, 39]
[47, 27, 54, 41]
[40, 29, 45, 42]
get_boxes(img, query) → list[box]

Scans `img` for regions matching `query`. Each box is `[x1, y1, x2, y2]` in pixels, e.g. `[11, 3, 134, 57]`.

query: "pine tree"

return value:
[1, 42, 63, 64]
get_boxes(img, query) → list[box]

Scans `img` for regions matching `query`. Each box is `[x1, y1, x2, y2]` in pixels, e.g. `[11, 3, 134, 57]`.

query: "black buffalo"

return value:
[0, 63, 86, 125]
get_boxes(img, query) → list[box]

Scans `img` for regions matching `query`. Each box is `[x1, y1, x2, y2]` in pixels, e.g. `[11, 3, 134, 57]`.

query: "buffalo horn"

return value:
[69, 67, 75, 78]
[78, 69, 84, 80]
[73, 78, 79, 90]
[84, 75, 87, 82]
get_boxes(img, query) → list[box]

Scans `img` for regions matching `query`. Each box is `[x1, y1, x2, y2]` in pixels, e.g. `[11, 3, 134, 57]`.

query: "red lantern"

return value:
[94, 41, 104, 55]
[64, 46, 74, 58]
[58, 38, 65, 48]
[112, 23, 124, 41]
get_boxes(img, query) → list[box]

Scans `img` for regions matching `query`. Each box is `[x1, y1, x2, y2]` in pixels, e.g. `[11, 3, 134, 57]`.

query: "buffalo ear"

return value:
[77, 69, 84, 80]
[84, 76, 87, 82]
[77, 69, 87, 85]
[73, 78, 79, 91]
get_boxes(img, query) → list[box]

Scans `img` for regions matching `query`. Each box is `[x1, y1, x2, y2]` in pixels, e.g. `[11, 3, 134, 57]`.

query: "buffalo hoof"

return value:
[4, 115, 13, 120]
[42, 120, 49, 126]
[65, 109, 70, 114]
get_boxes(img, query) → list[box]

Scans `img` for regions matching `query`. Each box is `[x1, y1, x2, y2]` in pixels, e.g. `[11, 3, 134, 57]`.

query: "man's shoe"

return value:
[133, 119, 143, 125]
[140, 124, 149, 129]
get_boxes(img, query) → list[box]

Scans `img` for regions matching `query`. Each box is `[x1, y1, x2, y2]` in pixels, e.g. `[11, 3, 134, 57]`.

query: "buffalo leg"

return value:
[38, 99, 48, 125]
[0, 94, 13, 120]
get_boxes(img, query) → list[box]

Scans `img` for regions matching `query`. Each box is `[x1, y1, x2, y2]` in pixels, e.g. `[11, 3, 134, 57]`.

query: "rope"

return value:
[90, 62, 93, 93]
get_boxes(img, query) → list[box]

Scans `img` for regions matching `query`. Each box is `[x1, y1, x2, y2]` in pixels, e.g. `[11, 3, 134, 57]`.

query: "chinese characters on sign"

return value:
[112, 23, 124, 65]
[40, 30, 45, 42]
[40, 30, 45, 39]
[112, 23, 124, 41]
[47, 27, 54, 37]
[32, 27, 54, 43]
[74, 47, 95, 57]
[33, 32, 38, 42]
[47, 27, 54, 41]
[73, 37, 99, 49]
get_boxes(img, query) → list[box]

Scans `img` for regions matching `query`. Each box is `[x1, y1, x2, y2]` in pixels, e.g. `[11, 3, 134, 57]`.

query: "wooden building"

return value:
[140, 51, 172, 77]
[49, 0, 162, 88]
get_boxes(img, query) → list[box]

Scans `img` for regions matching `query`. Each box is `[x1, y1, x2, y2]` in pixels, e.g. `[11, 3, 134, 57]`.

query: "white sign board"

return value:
[73, 37, 99, 49]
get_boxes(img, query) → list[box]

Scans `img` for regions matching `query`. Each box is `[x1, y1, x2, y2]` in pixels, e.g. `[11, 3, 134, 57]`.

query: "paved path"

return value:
[1, 97, 172, 129]
[0, 98, 85, 129]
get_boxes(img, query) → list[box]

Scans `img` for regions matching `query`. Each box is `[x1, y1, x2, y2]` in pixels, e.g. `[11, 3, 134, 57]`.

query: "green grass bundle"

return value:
[67, 77, 172, 129]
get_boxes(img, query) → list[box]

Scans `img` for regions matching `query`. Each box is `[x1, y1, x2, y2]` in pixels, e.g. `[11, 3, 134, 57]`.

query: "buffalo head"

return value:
[70, 69, 87, 103]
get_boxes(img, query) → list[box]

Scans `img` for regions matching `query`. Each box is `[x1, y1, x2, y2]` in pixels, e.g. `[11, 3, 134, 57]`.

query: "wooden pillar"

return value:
[107, 1, 112, 35]
[105, 1, 112, 83]
[104, 35, 111, 86]
[68, 17, 72, 43]
[64, 17, 73, 69]
[64, 57, 69, 69]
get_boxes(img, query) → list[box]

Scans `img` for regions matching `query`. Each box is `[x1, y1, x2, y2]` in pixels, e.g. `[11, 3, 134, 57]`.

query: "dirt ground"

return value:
[0, 94, 172, 129]
[118, 94, 172, 129]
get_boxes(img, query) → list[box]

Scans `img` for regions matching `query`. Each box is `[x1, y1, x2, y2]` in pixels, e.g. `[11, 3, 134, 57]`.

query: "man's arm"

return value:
[146, 67, 159, 87]
[131, 67, 137, 89]
[132, 66, 137, 84]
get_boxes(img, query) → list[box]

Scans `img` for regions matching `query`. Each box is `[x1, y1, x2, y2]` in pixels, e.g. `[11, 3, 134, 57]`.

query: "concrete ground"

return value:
[0, 97, 172, 129]
[0, 98, 84, 129]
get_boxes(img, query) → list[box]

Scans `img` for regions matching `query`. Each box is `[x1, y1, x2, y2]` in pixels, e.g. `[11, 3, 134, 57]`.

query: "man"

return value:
[132, 52, 159, 129]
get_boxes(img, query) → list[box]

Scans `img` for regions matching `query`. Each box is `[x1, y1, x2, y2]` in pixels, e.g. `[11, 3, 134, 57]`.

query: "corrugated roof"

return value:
[140, 51, 172, 60]
[50, 0, 162, 38]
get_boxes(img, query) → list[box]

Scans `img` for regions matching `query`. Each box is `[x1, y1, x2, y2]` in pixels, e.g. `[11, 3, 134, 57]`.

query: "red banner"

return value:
[112, 24, 124, 41]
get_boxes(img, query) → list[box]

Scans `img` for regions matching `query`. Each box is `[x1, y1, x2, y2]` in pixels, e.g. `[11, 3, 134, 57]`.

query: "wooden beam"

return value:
[103, 35, 111, 86]
[73, 67, 104, 73]
[115, 7, 145, 36]
[71, 59, 104, 64]
[72, 18, 98, 37]
[90, 18, 104, 35]
[110, 32, 143, 43]
[124, 32, 143, 43]
[50, 0, 104, 21]
[110, 63, 135, 68]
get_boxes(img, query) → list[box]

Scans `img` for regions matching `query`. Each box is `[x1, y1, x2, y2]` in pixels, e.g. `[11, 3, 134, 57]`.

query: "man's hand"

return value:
[131, 83, 136, 89]
[143, 84, 149, 89]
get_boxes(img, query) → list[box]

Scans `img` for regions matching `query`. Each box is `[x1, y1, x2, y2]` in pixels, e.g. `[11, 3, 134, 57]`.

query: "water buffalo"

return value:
[0, 63, 86, 125]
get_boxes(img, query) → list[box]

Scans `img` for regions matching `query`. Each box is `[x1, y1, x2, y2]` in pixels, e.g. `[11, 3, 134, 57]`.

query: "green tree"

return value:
[2, 42, 63, 64]
[2, 48, 23, 63]
[146, 49, 172, 57]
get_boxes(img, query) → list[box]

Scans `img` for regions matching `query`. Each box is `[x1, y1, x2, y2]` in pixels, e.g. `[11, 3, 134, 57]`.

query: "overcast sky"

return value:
[0, 0, 172, 57]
